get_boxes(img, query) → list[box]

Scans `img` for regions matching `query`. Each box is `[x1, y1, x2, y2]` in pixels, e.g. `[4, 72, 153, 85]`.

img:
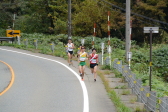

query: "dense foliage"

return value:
[0, 0, 168, 43]
[153, 45, 168, 80]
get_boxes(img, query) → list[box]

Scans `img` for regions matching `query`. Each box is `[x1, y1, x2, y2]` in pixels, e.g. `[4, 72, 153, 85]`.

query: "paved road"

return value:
[0, 61, 11, 93]
[0, 46, 116, 112]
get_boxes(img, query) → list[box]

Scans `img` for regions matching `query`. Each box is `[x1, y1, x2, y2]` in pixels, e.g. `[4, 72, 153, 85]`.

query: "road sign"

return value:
[144, 27, 159, 33]
[6, 30, 21, 37]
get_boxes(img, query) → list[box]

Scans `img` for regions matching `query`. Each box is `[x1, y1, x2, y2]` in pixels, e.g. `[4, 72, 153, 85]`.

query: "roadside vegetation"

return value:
[1, 31, 168, 98]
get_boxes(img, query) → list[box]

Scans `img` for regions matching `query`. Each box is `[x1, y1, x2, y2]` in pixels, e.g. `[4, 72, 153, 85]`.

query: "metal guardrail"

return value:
[0, 37, 15, 42]
[113, 58, 168, 112]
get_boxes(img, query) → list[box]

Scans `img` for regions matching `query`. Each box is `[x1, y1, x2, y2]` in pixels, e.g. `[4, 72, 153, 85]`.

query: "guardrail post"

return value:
[143, 86, 150, 111]
[16, 36, 20, 45]
[119, 60, 122, 73]
[14, 37, 17, 44]
[24, 39, 28, 48]
[50, 42, 55, 53]
[113, 58, 118, 69]
[116, 60, 121, 72]
[148, 91, 156, 111]
[98, 54, 102, 65]
[105, 57, 110, 65]
[128, 73, 136, 89]
[131, 74, 136, 94]
[159, 97, 168, 112]
[136, 79, 142, 102]
[34, 39, 38, 49]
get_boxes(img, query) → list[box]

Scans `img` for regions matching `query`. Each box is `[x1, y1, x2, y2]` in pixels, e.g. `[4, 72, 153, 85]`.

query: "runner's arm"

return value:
[69, 43, 74, 49]
[96, 54, 99, 64]
[86, 53, 89, 60]
[88, 54, 91, 60]
[65, 44, 68, 49]
[77, 52, 80, 63]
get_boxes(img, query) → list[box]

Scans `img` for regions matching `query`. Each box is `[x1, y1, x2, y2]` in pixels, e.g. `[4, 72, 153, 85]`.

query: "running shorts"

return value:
[79, 61, 86, 66]
[68, 51, 73, 54]
[90, 63, 98, 68]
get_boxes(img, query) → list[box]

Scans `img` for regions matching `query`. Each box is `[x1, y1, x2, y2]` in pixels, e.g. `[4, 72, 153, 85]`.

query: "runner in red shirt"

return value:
[89, 48, 98, 82]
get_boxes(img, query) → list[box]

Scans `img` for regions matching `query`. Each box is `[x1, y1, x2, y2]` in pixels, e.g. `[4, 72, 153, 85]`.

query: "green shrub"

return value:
[131, 49, 148, 63]
[111, 48, 125, 61]
[153, 45, 168, 80]
[0, 29, 6, 37]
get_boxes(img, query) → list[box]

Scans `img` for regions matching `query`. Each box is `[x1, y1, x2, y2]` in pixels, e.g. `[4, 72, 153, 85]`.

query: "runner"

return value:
[89, 48, 98, 82]
[66, 39, 75, 66]
[78, 46, 88, 81]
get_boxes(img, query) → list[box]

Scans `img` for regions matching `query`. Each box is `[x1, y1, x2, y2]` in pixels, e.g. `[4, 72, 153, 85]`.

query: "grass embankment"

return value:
[97, 67, 133, 112]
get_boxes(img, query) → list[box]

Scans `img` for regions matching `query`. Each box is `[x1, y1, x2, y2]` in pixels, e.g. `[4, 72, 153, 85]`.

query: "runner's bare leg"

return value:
[93, 66, 97, 80]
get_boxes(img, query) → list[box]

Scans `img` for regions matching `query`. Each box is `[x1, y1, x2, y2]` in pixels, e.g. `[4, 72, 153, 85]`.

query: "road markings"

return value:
[0, 48, 89, 112]
[0, 60, 15, 96]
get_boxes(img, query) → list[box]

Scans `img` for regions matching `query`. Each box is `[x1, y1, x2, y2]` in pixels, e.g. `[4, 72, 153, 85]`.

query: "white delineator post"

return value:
[128, 20, 132, 69]
[81, 39, 85, 46]
[108, 11, 112, 68]
[101, 43, 104, 65]
[93, 23, 96, 48]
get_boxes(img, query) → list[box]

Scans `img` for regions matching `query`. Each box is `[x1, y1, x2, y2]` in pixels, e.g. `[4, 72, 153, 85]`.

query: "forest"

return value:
[0, 0, 168, 44]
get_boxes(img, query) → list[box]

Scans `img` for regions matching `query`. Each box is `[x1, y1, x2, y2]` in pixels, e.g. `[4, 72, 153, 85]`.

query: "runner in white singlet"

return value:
[66, 39, 75, 66]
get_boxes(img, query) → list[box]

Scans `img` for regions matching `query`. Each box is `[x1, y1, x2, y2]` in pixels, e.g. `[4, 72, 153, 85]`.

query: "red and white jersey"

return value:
[90, 53, 98, 64]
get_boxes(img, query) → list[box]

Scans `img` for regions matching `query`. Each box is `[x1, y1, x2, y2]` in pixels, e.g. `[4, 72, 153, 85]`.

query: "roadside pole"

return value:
[93, 23, 96, 48]
[81, 39, 85, 46]
[12, 12, 16, 30]
[68, 0, 72, 39]
[144, 27, 159, 91]
[128, 20, 132, 69]
[108, 11, 112, 68]
[125, 0, 131, 61]
[101, 42, 104, 65]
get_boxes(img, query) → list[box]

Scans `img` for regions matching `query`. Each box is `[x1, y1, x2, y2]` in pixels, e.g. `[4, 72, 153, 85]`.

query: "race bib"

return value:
[91, 59, 96, 63]
[80, 57, 86, 61]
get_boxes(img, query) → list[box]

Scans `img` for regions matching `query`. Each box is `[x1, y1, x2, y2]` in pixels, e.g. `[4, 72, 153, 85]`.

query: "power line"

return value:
[98, 1, 168, 31]
[100, 0, 168, 26]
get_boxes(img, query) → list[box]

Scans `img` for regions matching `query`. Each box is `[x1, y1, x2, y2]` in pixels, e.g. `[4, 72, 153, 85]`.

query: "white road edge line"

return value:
[0, 48, 89, 112]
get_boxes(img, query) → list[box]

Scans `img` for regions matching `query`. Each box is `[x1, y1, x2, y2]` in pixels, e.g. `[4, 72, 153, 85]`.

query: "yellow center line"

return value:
[0, 60, 15, 96]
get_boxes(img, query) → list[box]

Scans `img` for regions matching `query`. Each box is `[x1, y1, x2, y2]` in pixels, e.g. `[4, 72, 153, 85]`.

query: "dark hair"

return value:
[81, 46, 85, 49]
[92, 48, 96, 51]
[68, 39, 73, 43]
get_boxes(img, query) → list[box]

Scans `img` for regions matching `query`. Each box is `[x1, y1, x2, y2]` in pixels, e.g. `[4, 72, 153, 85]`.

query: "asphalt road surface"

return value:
[0, 46, 116, 112]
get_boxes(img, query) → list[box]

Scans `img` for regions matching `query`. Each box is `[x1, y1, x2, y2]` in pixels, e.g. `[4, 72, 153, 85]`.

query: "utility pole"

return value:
[12, 12, 16, 30]
[68, 0, 72, 39]
[125, 0, 131, 61]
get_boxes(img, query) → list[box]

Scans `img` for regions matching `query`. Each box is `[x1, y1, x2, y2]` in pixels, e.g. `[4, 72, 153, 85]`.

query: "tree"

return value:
[72, 0, 125, 38]
[131, 0, 168, 43]
[48, 0, 68, 34]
